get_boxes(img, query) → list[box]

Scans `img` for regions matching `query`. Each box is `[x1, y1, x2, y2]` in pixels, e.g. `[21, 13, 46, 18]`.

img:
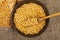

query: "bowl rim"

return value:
[11, 0, 50, 37]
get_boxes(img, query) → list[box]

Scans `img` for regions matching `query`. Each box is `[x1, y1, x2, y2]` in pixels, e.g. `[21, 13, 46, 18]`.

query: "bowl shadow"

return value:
[11, 0, 50, 37]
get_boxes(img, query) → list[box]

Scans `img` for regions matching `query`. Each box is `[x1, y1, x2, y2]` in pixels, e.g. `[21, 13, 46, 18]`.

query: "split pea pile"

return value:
[0, 0, 16, 28]
[14, 3, 46, 34]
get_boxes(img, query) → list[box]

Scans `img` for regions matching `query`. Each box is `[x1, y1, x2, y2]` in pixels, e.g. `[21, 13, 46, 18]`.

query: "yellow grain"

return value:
[0, 0, 16, 28]
[14, 3, 46, 34]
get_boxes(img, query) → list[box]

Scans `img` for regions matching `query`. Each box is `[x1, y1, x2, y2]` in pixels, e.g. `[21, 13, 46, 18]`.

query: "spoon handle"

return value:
[40, 12, 60, 22]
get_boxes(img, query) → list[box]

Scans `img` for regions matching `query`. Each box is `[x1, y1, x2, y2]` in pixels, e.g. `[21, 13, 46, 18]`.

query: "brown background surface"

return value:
[0, 0, 60, 40]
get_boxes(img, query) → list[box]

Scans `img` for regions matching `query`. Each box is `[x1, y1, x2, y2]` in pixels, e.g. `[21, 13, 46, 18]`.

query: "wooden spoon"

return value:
[39, 12, 60, 22]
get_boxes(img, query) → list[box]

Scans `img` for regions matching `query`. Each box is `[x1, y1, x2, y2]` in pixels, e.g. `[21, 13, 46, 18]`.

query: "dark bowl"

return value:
[11, 0, 49, 37]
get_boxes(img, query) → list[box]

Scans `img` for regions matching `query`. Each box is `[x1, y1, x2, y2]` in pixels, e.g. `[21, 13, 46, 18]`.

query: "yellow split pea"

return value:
[14, 3, 46, 34]
[0, 0, 16, 28]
